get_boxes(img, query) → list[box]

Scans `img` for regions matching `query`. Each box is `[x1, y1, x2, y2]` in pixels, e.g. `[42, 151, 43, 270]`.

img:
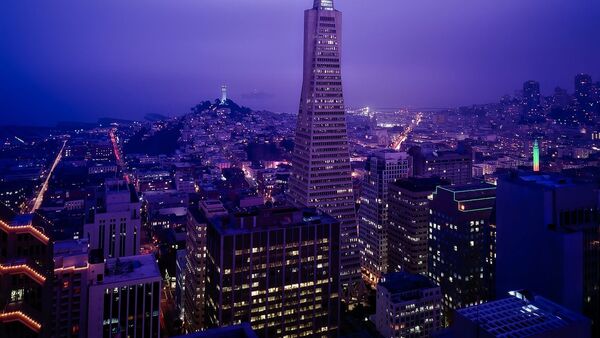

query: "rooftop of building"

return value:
[105, 179, 129, 191]
[53, 239, 89, 269]
[424, 150, 471, 160]
[143, 189, 188, 200]
[53, 239, 89, 256]
[188, 206, 208, 224]
[562, 166, 600, 185]
[455, 290, 590, 337]
[199, 199, 229, 218]
[1, 207, 54, 236]
[373, 149, 410, 160]
[156, 227, 186, 245]
[158, 206, 188, 217]
[392, 176, 450, 192]
[9, 213, 34, 226]
[210, 206, 337, 235]
[437, 182, 496, 193]
[88, 160, 118, 167]
[203, 199, 225, 206]
[172, 323, 258, 338]
[102, 254, 161, 284]
[314, 0, 334, 10]
[378, 272, 438, 296]
[433, 183, 496, 213]
[105, 179, 139, 202]
[500, 170, 594, 189]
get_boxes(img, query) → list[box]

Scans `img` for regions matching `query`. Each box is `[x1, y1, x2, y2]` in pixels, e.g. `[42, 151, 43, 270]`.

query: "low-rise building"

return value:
[375, 272, 442, 338]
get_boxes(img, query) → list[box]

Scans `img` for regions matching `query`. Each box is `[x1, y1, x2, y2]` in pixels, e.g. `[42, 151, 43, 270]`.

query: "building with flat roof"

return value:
[87, 254, 162, 338]
[451, 290, 591, 338]
[359, 150, 411, 286]
[522, 80, 543, 123]
[388, 177, 448, 275]
[496, 171, 600, 334]
[410, 147, 472, 185]
[50, 239, 91, 338]
[204, 206, 340, 338]
[199, 199, 228, 218]
[428, 183, 497, 322]
[183, 200, 228, 332]
[375, 272, 442, 338]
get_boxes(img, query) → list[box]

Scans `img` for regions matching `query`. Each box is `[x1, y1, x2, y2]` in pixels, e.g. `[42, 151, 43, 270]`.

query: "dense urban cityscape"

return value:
[1, 1, 599, 338]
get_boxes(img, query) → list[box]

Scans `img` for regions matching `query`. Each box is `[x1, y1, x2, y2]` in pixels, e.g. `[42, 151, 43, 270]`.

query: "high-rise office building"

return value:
[522, 80, 542, 122]
[50, 239, 91, 338]
[496, 172, 600, 334]
[0, 207, 52, 338]
[575, 74, 593, 106]
[183, 200, 228, 333]
[374, 272, 442, 338]
[428, 184, 496, 322]
[409, 147, 472, 185]
[388, 177, 447, 275]
[450, 290, 591, 338]
[552, 86, 571, 107]
[87, 254, 162, 338]
[204, 206, 340, 338]
[523, 80, 541, 109]
[183, 208, 207, 333]
[358, 151, 411, 286]
[84, 179, 141, 259]
[288, 0, 360, 299]
[575, 73, 594, 122]
[289, 0, 360, 294]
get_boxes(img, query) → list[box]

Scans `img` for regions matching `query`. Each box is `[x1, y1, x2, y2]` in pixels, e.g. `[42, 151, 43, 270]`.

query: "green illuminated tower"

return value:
[533, 140, 540, 172]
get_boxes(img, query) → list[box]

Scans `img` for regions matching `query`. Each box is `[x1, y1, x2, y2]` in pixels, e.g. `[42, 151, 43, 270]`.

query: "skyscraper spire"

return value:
[533, 139, 540, 172]
[313, 0, 334, 10]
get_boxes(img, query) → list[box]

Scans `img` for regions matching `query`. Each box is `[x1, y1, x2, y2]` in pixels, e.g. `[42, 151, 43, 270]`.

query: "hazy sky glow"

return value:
[1, 0, 599, 125]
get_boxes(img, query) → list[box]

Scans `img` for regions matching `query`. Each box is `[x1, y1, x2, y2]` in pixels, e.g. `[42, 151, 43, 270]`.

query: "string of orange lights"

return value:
[0, 311, 42, 332]
[0, 263, 46, 285]
[0, 219, 49, 244]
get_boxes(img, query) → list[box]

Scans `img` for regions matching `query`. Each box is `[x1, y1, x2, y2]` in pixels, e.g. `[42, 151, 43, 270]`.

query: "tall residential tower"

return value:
[288, 0, 361, 298]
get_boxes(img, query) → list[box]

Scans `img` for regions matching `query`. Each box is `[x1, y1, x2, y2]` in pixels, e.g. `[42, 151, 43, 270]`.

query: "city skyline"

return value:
[1, 0, 600, 125]
[1, 1, 599, 337]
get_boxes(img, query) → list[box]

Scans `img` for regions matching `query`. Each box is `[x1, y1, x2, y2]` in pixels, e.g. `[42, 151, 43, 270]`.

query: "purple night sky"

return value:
[1, 0, 599, 125]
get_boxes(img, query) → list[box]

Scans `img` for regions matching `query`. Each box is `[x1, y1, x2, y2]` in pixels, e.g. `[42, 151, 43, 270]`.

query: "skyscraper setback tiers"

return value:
[288, 0, 361, 299]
